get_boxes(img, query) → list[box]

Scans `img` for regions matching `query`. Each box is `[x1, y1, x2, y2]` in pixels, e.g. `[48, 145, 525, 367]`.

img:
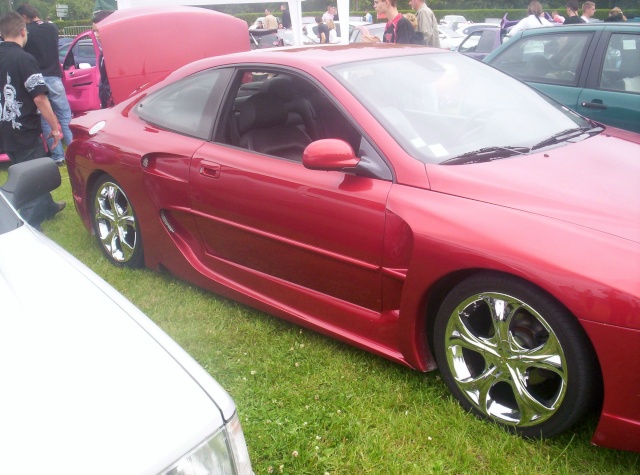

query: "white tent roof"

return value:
[116, 0, 350, 45]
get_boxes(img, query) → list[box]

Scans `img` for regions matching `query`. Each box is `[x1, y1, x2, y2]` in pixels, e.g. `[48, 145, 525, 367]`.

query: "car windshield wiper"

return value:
[530, 126, 604, 151]
[441, 146, 531, 165]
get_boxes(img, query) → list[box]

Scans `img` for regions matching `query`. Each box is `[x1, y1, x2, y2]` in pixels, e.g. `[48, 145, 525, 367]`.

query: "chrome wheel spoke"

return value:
[93, 181, 138, 264]
[444, 290, 568, 428]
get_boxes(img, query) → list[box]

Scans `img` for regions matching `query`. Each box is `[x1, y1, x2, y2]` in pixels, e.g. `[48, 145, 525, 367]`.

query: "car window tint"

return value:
[136, 69, 229, 140]
[599, 33, 640, 93]
[458, 32, 482, 53]
[217, 70, 371, 167]
[492, 33, 593, 86]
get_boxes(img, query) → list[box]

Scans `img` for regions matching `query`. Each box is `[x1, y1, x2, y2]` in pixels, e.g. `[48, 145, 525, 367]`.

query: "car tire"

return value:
[433, 272, 599, 438]
[91, 175, 144, 268]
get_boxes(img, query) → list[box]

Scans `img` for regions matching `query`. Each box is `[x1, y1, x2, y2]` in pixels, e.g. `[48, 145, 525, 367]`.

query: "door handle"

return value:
[199, 160, 221, 179]
[581, 99, 607, 110]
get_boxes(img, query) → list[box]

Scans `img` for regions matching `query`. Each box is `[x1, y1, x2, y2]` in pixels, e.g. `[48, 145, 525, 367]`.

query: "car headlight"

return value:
[163, 413, 252, 475]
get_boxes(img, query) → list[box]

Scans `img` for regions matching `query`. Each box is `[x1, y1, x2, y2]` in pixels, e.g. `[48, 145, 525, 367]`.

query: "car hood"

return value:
[98, 6, 249, 105]
[426, 132, 640, 243]
[0, 225, 234, 474]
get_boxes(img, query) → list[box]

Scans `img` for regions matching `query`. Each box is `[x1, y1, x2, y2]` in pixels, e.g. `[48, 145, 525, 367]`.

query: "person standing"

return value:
[92, 10, 115, 109]
[507, 1, 553, 37]
[604, 7, 626, 22]
[315, 16, 330, 44]
[280, 4, 292, 29]
[364, 0, 414, 44]
[363, 9, 373, 23]
[409, 0, 440, 48]
[564, 0, 586, 24]
[581, 2, 596, 23]
[16, 4, 72, 167]
[264, 9, 278, 30]
[0, 12, 65, 228]
[322, 4, 334, 22]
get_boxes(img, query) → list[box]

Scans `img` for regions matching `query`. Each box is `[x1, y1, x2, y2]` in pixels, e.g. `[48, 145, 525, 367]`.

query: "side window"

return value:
[135, 68, 231, 140]
[599, 33, 640, 93]
[217, 70, 364, 163]
[492, 33, 592, 86]
[458, 31, 482, 53]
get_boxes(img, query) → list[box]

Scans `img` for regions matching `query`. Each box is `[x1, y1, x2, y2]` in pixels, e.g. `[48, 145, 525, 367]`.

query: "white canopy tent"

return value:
[115, 0, 351, 45]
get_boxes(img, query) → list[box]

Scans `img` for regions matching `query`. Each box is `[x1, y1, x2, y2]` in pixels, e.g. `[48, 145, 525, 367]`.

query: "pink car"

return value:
[61, 7, 249, 114]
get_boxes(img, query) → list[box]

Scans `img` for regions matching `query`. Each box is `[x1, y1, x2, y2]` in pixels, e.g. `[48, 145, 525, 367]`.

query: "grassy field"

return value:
[3, 163, 638, 474]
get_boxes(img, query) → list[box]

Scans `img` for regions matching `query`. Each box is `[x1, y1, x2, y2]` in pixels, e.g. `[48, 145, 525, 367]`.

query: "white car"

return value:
[437, 25, 465, 50]
[0, 158, 253, 475]
[439, 14, 468, 30]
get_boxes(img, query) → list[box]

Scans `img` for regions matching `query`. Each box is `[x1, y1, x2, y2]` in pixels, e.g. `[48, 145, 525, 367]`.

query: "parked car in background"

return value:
[64, 7, 640, 453]
[349, 21, 383, 43]
[57, 36, 73, 62]
[249, 15, 282, 30]
[61, 6, 249, 115]
[438, 25, 465, 50]
[349, 22, 464, 50]
[484, 23, 640, 133]
[457, 27, 503, 60]
[60, 37, 97, 67]
[0, 158, 253, 474]
[456, 22, 500, 36]
[439, 14, 468, 31]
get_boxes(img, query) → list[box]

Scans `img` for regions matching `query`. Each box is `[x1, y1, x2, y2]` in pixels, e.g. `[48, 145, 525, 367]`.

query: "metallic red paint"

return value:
[65, 42, 640, 451]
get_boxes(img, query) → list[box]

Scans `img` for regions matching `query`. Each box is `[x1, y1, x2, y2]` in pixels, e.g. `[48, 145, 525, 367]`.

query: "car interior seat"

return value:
[237, 93, 312, 161]
[259, 76, 320, 140]
[619, 46, 640, 92]
[525, 55, 551, 79]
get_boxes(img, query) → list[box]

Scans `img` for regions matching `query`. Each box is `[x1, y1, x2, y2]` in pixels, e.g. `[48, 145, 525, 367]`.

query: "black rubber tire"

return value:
[433, 272, 599, 438]
[91, 175, 144, 268]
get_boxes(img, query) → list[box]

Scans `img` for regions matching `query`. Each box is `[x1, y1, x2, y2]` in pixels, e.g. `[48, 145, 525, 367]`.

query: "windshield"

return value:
[329, 53, 593, 164]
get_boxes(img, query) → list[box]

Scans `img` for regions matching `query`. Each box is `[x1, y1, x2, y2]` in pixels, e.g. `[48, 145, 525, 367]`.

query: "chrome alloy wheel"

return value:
[93, 180, 138, 264]
[443, 292, 568, 427]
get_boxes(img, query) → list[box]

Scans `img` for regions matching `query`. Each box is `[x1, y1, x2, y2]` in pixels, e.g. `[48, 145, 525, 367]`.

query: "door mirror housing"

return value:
[303, 139, 360, 171]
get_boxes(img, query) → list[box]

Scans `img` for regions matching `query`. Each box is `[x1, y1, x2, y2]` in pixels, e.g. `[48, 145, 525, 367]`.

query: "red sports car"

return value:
[66, 7, 640, 453]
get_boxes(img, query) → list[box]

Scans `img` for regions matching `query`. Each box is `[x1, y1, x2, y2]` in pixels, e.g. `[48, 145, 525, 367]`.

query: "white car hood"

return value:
[0, 225, 234, 474]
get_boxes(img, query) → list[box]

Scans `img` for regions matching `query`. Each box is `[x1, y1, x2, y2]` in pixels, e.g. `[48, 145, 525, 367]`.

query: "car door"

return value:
[188, 70, 393, 330]
[458, 29, 501, 61]
[576, 30, 640, 133]
[62, 32, 101, 114]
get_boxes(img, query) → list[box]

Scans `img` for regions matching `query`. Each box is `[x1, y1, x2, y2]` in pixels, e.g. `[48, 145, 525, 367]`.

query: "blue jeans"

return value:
[41, 76, 73, 163]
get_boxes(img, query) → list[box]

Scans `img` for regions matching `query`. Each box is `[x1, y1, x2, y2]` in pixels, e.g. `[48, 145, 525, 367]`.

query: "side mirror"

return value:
[78, 62, 92, 69]
[303, 139, 360, 171]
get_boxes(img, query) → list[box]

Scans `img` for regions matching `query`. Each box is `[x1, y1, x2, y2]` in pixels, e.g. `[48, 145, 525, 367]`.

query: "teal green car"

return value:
[484, 23, 640, 133]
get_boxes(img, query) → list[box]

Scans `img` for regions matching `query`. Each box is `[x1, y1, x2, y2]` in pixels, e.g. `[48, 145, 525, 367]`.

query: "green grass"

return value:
[3, 164, 638, 474]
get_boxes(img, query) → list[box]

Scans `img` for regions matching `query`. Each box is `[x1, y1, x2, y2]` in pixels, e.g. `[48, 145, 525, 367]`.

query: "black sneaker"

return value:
[54, 201, 66, 214]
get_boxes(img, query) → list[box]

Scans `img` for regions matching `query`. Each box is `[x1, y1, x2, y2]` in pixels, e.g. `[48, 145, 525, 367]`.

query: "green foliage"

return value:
[2, 162, 639, 474]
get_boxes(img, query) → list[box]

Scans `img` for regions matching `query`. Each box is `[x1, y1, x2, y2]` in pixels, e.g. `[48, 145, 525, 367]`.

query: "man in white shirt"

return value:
[581, 2, 596, 22]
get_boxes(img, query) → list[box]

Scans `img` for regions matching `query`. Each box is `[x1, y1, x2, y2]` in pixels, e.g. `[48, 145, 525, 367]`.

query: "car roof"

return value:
[168, 44, 447, 80]
[518, 22, 640, 36]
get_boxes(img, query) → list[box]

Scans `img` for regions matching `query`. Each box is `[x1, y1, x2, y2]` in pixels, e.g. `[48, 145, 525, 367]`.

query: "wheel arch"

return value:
[422, 268, 604, 400]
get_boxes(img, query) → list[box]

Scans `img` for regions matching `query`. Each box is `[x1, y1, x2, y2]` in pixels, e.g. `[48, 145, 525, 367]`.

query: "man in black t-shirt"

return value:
[0, 12, 65, 228]
[17, 3, 73, 166]
[315, 16, 330, 44]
